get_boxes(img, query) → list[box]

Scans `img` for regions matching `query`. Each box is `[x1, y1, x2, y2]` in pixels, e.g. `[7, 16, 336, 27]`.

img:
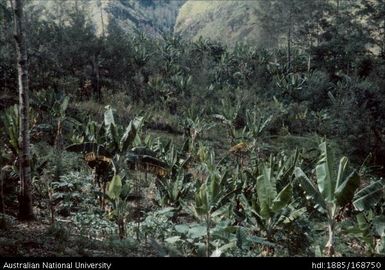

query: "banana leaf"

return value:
[66, 142, 112, 158]
[334, 169, 360, 207]
[120, 121, 137, 152]
[294, 167, 327, 212]
[353, 180, 384, 211]
[107, 174, 122, 200]
[316, 141, 336, 202]
[271, 183, 293, 212]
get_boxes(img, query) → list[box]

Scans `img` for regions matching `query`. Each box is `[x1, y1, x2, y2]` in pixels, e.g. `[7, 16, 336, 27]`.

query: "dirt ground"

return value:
[0, 216, 157, 257]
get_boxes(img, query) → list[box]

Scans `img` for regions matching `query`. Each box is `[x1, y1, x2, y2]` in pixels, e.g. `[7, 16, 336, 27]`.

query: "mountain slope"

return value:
[174, 1, 264, 46]
[28, 0, 185, 37]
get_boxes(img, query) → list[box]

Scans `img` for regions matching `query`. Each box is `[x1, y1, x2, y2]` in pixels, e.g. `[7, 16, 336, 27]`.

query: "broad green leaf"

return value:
[188, 225, 207, 239]
[60, 96, 69, 114]
[211, 204, 230, 218]
[120, 121, 137, 152]
[104, 105, 115, 127]
[282, 207, 306, 224]
[157, 207, 175, 216]
[316, 141, 336, 202]
[271, 183, 292, 212]
[195, 185, 209, 216]
[107, 175, 122, 200]
[110, 123, 119, 148]
[294, 167, 327, 211]
[373, 216, 385, 237]
[132, 116, 144, 129]
[353, 180, 384, 211]
[314, 245, 322, 257]
[175, 224, 189, 234]
[104, 106, 118, 147]
[277, 149, 299, 184]
[334, 170, 360, 207]
[165, 236, 181, 244]
[257, 174, 271, 218]
[263, 165, 277, 198]
[356, 212, 370, 231]
[236, 227, 247, 249]
[209, 173, 220, 204]
[335, 157, 349, 189]
[256, 164, 277, 218]
[238, 193, 261, 219]
[247, 235, 276, 247]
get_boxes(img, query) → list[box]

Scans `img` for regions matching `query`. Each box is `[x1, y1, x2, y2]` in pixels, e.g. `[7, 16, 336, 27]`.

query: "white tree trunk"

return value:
[13, 0, 34, 220]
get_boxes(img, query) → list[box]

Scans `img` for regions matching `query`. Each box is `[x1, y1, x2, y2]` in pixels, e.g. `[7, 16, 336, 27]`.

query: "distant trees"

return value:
[358, 0, 385, 59]
[0, 0, 384, 174]
[0, 1, 15, 94]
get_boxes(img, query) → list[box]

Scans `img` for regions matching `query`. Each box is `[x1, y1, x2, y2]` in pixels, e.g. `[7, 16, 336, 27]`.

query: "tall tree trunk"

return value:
[13, 0, 34, 221]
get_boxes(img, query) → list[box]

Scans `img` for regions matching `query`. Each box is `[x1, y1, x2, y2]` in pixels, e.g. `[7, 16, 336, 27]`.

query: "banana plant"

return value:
[243, 107, 273, 139]
[147, 141, 195, 208]
[0, 105, 37, 155]
[345, 210, 385, 255]
[67, 105, 143, 170]
[212, 98, 242, 143]
[156, 171, 192, 209]
[239, 151, 302, 254]
[30, 92, 81, 149]
[346, 180, 385, 255]
[105, 173, 130, 239]
[66, 106, 143, 208]
[0, 105, 19, 155]
[125, 147, 170, 178]
[353, 180, 384, 212]
[294, 141, 360, 256]
[187, 153, 237, 257]
[182, 116, 214, 153]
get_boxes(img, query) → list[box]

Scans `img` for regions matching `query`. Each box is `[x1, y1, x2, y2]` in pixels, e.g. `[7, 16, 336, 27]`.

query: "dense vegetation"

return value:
[0, 0, 384, 257]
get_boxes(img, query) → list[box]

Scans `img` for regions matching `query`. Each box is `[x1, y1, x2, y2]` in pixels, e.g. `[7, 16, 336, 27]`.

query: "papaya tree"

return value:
[294, 141, 360, 256]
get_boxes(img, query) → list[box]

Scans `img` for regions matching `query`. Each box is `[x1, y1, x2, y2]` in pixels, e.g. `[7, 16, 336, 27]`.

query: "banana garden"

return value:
[0, 0, 384, 257]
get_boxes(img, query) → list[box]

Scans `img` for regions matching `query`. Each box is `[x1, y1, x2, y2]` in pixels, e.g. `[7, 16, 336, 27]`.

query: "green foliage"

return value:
[156, 171, 191, 208]
[72, 211, 116, 239]
[50, 171, 94, 216]
[2, 0, 385, 257]
[295, 142, 360, 212]
[107, 175, 122, 200]
[353, 180, 385, 211]
[0, 105, 19, 154]
[238, 151, 307, 255]
[294, 141, 361, 255]
[47, 222, 70, 242]
[345, 211, 385, 256]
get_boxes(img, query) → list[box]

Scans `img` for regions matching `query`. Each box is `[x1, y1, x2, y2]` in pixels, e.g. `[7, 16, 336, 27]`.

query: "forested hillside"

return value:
[0, 0, 384, 258]
[27, 0, 184, 37]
